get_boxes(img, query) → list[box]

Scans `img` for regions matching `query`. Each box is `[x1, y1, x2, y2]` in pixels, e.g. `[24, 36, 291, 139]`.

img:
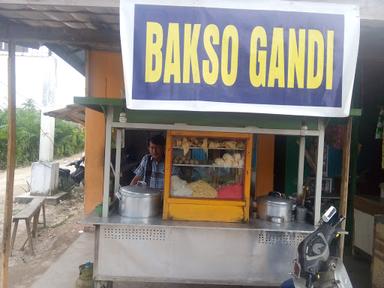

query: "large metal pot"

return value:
[257, 192, 293, 223]
[116, 185, 162, 218]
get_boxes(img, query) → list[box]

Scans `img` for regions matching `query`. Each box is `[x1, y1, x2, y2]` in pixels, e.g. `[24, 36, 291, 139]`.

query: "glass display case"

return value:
[163, 130, 252, 222]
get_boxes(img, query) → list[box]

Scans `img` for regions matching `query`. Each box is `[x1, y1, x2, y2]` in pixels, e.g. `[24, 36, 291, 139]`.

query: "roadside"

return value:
[0, 153, 83, 201]
[0, 154, 85, 288]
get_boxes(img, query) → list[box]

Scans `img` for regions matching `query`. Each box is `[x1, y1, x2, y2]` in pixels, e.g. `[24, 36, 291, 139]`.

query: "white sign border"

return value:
[120, 0, 360, 117]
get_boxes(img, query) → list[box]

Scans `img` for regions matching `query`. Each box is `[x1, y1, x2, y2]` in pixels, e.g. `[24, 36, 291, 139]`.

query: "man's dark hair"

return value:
[148, 134, 165, 146]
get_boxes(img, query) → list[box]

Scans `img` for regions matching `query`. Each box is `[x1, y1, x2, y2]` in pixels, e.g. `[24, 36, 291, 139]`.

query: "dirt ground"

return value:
[0, 154, 86, 288]
[0, 153, 83, 199]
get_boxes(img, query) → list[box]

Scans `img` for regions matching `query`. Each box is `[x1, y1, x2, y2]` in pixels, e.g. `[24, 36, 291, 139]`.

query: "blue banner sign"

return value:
[121, 0, 360, 117]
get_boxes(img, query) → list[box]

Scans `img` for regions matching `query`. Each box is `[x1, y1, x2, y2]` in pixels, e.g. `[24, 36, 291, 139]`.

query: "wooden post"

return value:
[339, 117, 353, 258]
[1, 41, 16, 288]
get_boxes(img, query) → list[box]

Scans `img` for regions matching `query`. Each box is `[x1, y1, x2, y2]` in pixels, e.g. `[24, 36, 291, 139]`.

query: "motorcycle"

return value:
[281, 206, 353, 288]
[58, 156, 85, 192]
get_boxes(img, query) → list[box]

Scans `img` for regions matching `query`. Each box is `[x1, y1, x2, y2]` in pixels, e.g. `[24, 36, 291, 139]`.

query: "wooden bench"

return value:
[11, 198, 46, 255]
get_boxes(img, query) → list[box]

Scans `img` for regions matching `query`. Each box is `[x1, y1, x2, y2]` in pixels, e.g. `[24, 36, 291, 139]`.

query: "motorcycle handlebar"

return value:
[67, 157, 85, 167]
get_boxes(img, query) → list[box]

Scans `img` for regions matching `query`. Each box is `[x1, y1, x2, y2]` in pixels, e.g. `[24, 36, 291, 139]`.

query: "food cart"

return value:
[82, 104, 323, 286]
[82, 0, 360, 286]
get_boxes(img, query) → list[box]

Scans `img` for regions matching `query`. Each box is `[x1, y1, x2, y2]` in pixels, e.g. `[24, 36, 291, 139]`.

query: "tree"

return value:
[0, 99, 84, 169]
[54, 119, 84, 158]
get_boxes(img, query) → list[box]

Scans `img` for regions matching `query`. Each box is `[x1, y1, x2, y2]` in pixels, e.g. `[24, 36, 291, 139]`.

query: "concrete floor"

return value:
[30, 232, 94, 288]
[29, 232, 371, 288]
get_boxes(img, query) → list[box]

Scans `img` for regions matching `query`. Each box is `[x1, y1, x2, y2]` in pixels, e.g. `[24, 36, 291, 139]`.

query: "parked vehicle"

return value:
[281, 206, 352, 288]
[58, 156, 85, 192]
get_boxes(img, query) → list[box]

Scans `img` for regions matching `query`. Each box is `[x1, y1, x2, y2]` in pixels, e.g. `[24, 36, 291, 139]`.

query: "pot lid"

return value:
[119, 185, 162, 197]
[258, 195, 292, 206]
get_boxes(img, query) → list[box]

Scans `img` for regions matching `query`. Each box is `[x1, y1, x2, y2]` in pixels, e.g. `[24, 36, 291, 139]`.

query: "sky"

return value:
[0, 46, 85, 111]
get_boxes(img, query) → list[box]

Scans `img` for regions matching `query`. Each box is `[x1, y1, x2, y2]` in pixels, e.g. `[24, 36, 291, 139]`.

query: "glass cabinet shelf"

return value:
[173, 164, 244, 168]
[163, 130, 253, 223]
[173, 147, 245, 151]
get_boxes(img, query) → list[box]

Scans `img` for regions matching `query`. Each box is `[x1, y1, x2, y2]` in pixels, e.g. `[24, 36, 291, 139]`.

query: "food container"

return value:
[116, 185, 162, 218]
[257, 192, 293, 223]
[295, 206, 308, 223]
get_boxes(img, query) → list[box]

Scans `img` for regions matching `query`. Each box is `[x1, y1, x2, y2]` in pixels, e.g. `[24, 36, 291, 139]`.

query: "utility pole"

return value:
[1, 41, 16, 288]
[39, 53, 56, 162]
[30, 52, 59, 196]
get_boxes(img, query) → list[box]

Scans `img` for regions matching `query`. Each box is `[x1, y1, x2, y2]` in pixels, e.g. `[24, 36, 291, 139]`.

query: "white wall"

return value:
[0, 46, 85, 110]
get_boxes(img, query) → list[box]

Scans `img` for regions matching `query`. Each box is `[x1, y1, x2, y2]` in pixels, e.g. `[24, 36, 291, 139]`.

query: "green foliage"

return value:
[16, 100, 41, 166]
[54, 119, 84, 158]
[0, 99, 40, 168]
[0, 99, 84, 169]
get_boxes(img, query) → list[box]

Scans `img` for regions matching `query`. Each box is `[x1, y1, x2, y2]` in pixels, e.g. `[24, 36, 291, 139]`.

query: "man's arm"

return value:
[130, 175, 141, 186]
[130, 155, 148, 185]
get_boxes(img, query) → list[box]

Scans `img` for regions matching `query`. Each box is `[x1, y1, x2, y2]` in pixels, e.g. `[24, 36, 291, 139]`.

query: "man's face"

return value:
[148, 141, 164, 161]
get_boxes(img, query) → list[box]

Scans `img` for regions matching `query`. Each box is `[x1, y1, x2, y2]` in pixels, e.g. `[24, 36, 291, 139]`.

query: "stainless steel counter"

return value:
[86, 212, 314, 286]
[84, 211, 315, 233]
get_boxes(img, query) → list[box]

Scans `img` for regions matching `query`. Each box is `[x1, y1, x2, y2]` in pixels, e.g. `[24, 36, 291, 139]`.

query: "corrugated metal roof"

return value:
[0, 2, 119, 49]
[44, 104, 85, 125]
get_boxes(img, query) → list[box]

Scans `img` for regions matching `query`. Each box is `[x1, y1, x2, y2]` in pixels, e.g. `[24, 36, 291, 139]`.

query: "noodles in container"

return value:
[188, 180, 217, 198]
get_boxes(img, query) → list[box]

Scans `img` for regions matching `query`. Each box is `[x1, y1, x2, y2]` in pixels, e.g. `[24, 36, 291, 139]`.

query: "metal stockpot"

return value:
[116, 185, 162, 218]
[257, 192, 293, 223]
